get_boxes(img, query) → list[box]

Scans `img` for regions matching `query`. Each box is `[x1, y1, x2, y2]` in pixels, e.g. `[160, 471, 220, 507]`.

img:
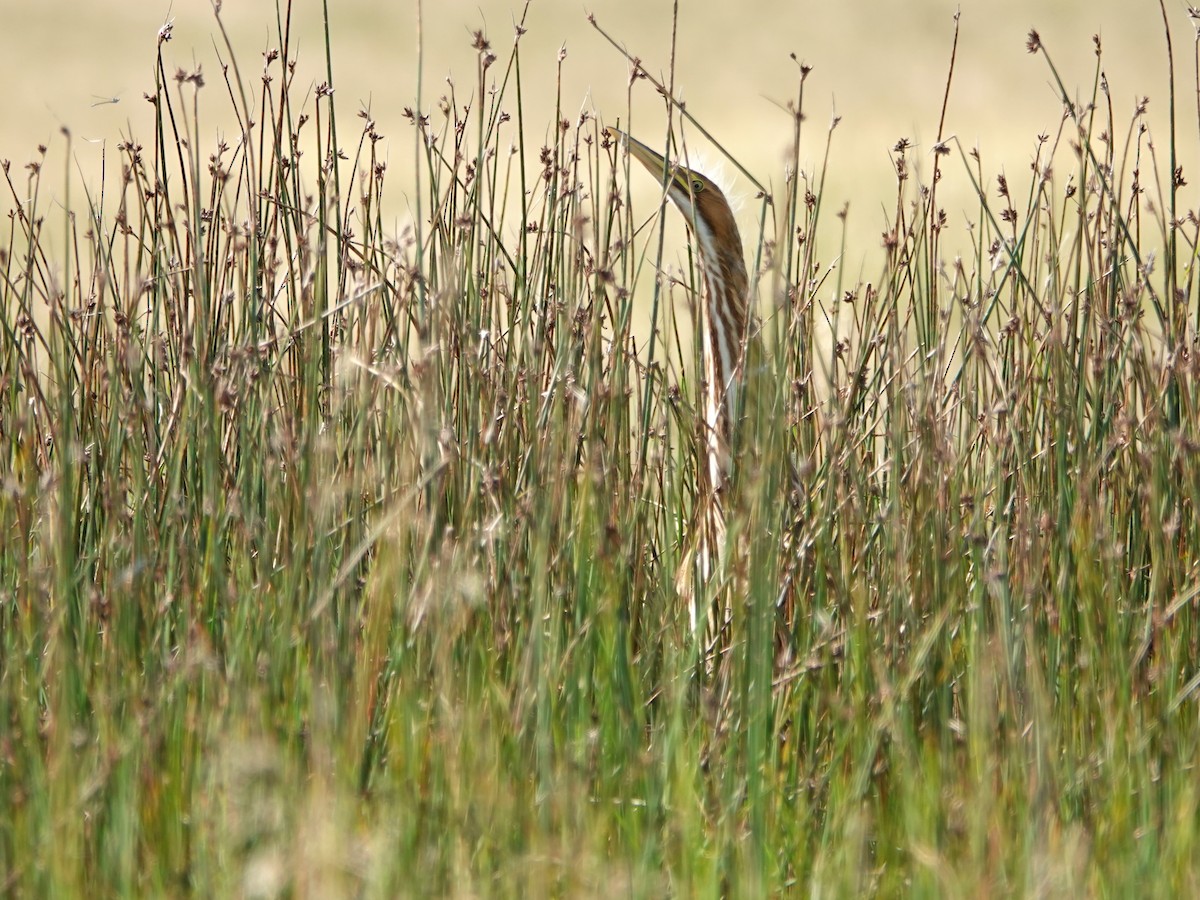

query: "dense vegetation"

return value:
[3, 5, 1200, 896]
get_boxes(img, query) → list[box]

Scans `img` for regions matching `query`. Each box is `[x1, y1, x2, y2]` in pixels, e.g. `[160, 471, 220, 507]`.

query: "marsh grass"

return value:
[3, 2, 1200, 895]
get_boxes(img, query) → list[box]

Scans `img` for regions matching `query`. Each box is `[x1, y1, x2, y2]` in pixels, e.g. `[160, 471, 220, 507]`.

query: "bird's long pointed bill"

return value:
[607, 126, 672, 184]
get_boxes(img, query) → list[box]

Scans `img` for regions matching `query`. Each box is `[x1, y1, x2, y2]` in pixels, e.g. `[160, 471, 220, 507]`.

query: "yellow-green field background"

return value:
[0, 0, 1191, 271]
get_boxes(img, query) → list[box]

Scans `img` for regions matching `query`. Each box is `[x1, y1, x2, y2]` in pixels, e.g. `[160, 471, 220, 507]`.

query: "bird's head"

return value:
[606, 126, 742, 265]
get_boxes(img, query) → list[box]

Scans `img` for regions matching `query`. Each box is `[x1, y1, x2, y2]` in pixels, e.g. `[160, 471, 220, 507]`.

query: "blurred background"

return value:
[0, 0, 1193, 272]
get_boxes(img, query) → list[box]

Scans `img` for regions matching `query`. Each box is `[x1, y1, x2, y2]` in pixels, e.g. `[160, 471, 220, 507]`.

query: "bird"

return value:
[607, 126, 751, 640]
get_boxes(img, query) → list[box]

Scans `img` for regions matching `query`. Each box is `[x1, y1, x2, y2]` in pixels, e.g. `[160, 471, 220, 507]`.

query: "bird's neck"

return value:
[695, 235, 749, 491]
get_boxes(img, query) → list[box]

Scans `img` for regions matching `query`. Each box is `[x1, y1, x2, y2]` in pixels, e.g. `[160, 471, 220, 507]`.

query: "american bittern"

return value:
[608, 127, 751, 635]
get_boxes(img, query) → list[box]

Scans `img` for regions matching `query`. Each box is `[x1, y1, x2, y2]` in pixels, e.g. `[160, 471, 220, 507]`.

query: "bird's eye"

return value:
[691, 179, 705, 193]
